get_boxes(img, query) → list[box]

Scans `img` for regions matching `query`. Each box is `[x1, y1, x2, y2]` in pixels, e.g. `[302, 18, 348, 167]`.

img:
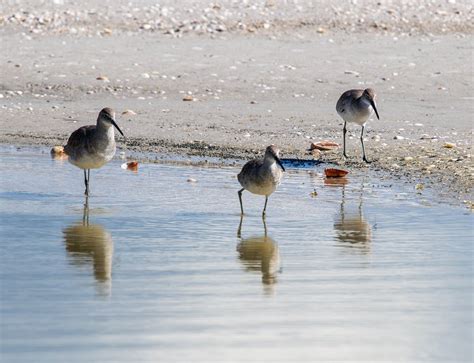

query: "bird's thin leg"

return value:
[238, 188, 245, 215]
[262, 216, 268, 236]
[84, 169, 89, 196]
[360, 125, 371, 163]
[262, 196, 269, 217]
[343, 121, 348, 158]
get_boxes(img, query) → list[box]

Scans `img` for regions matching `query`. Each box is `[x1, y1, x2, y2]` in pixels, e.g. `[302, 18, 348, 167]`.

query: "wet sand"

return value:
[0, 1, 472, 205]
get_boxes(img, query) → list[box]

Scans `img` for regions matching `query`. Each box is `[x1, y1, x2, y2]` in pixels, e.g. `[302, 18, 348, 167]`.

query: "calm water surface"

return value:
[0, 148, 472, 362]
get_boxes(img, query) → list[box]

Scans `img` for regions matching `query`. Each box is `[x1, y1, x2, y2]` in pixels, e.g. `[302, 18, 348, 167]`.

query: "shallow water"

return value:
[0, 148, 472, 362]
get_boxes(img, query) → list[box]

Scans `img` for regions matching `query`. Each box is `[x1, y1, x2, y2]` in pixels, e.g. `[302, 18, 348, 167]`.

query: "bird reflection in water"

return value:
[330, 179, 372, 253]
[237, 216, 281, 292]
[63, 199, 113, 296]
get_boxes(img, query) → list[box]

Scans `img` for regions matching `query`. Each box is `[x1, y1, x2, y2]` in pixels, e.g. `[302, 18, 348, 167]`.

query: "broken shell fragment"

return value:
[183, 95, 194, 101]
[50, 145, 68, 159]
[122, 109, 137, 116]
[51, 145, 65, 155]
[309, 141, 339, 151]
[324, 168, 349, 178]
[443, 142, 456, 148]
[96, 75, 109, 82]
[121, 161, 139, 171]
[309, 149, 321, 158]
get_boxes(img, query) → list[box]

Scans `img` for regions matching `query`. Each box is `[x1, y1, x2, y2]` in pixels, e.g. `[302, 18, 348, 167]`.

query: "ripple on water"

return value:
[0, 149, 472, 363]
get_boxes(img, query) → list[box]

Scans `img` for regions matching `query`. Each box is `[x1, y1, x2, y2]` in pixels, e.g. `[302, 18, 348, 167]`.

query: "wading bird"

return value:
[64, 108, 124, 196]
[336, 88, 380, 163]
[237, 145, 285, 217]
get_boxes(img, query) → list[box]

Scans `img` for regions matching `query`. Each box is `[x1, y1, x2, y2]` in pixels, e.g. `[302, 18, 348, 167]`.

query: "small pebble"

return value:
[344, 70, 360, 76]
[415, 183, 424, 190]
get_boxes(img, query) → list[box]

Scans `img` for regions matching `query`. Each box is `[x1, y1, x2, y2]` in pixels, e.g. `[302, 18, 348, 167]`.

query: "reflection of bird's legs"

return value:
[237, 214, 244, 238]
[238, 188, 244, 215]
[83, 197, 90, 226]
[340, 184, 346, 223]
[358, 178, 365, 214]
[262, 216, 268, 237]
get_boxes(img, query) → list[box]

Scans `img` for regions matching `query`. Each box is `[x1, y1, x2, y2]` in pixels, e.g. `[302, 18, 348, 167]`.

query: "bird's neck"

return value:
[263, 157, 277, 169]
[96, 119, 114, 138]
[356, 97, 372, 110]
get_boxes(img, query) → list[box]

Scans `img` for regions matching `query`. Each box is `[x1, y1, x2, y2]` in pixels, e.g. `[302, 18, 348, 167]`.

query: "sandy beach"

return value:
[0, 0, 472, 204]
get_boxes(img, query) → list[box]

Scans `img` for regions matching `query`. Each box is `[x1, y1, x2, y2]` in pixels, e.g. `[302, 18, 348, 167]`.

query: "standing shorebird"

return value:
[336, 88, 380, 163]
[64, 108, 124, 196]
[237, 145, 285, 217]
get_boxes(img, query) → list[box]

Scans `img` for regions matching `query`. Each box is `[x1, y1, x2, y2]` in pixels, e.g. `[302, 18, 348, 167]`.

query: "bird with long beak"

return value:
[237, 145, 285, 217]
[336, 88, 380, 163]
[64, 107, 125, 196]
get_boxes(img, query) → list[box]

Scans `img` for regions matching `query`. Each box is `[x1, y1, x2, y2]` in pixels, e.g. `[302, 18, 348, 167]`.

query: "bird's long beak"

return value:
[275, 156, 286, 172]
[111, 120, 125, 137]
[370, 100, 380, 120]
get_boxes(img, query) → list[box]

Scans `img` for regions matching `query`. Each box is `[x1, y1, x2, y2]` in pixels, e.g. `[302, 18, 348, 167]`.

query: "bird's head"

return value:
[98, 108, 124, 136]
[265, 145, 285, 171]
[363, 88, 380, 120]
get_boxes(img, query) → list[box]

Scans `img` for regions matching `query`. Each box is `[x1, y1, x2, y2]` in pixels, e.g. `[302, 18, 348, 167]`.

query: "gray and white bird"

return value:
[64, 108, 124, 196]
[237, 145, 285, 217]
[336, 88, 380, 163]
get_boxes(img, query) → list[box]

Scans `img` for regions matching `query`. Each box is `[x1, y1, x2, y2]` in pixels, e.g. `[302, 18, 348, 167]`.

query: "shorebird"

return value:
[336, 88, 380, 163]
[64, 108, 124, 196]
[237, 145, 285, 217]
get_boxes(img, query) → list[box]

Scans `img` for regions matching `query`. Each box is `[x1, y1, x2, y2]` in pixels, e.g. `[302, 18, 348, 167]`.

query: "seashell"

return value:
[309, 141, 339, 151]
[121, 161, 138, 171]
[51, 145, 65, 154]
[324, 168, 349, 178]
[415, 183, 424, 190]
[122, 109, 137, 116]
[51, 146, 68, 160]
[443, 142, 456, 148]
